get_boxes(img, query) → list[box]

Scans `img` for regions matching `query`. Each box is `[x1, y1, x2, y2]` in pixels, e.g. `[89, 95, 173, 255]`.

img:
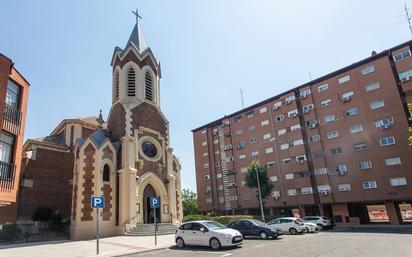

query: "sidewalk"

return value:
[0, 234, 175, 257]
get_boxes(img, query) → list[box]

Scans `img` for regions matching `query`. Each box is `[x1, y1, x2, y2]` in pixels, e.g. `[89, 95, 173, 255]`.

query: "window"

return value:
[6, 80, 21, 109]
[324, 114, 336, 123]
[362, 180, 377, 189]
[309, 134, 321, 142]
[239, 154, 246, 160]
[359, 161, 372, 170]
[236, 129, 243, 135]
[321, 99, 332, 107]
[205, 198, 213, 204]
[353, 143, 366, 152]
[398, 69, 412, 81]
[215, 150, 220, 155]
[338, 75, 350, 84]
[327, 130, 339, 139]
[287, 189, 297, 196]
[389, 177, 407, 187]
[265, 147, 273, 154]
[251, 151, 259, 157]
[338, 184, 351, 192]
[233, 115, 241, 122]
[365, 81, 380, 92]
[317, 185, 331, 193]
[202, 152, 208, 157]
[241, 181, 247, 187]
[375, 118, 393, 129]
[203, 163, 209, 169]
[261, 120, 269, 126]
[385, 157, 401, 166]
[246, 111, 254, 118]
[296, 155, 307, 162]
[271, 191, 280, 198]
[346, 107, 358, 117]
[393, 50, 411, 62]
[260, 107, 268, 113]
[238, 141, 245, 149]
[114, 71, 120, 98]
[302, 104, 314, 114]
[285, 95, 296, 103]
[285, 173, 294, 180]
[314, 167, 328, 175]
[318, 83, 328, 92]
[306, 119, 318, 128]
[250, 137, 257, 144]
[216, 162, 221, 167]
[293, 139, 304, 146]
[276, 115, 284, 122]
[127, 67, 136, 96]
[263, 133, 271, 140]
[379, 136, 396, 147]
[144, 72, 154, 101]
[301, 187, 313, 194]
[273, 101, 282, 110]
[216, 173, 222, 178]
[0, 133, 15, 168]
[280, 143, 289, 150]
[288, 109, 299, 117]
[201, 129, 207, 135]
[350, 124, 363, 134]
[335, 164, 347, 175]
[278, 129, 287, 136]
[300, 88, 311, 97]
[267, 161, 276, 168]
[205, 175, 211, 180]
[312, 150, 324, 158]
[331, 147, 342, 156]
[214, 139, 219, 144]
[370, 100, 385, 110]
[248, 124, 256, 131]
[361, 65, 375, 75]
[240, 167, 247, 173]
[270, 176, 278, 182]
[341, 91, 354, 102]
[202, 141, 207, 146]
[243, 193, 252, 200]
[282, 158, 291, 164]
[290, 124, 301, 131]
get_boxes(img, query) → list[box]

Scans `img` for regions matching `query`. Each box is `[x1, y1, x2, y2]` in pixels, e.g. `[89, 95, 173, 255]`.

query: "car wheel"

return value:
[318, 224, 324, 231]
[289, 228, 298, 235]
[304, 227, 309, 233]
[271, 234, 278, 239]
[259, 231, 268, 240]
[210, 237, 221, 250]
[176, 237, 185, 248]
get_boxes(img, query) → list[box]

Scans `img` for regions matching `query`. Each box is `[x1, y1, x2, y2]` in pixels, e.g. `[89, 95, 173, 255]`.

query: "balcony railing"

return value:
[4, 103, 22, 127]
[0, 161, 16, 191]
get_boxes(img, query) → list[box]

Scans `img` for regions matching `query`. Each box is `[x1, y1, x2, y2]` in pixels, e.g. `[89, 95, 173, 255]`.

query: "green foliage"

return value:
[244, 160, 273, 199]
[182, 215, 253, 224]
[49, 212, 64, 230]
[182, 188, 199, 216]
[32, 206, 54, 222]
[0, 224, 21, 242]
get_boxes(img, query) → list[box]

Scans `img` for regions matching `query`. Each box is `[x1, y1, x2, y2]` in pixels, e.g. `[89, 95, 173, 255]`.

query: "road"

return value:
[125, 229, 412, 257]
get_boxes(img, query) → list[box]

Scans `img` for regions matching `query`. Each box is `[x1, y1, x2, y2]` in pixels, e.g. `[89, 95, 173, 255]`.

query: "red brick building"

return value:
[0, 54, 30, 224]
[192, 40, 412, 225]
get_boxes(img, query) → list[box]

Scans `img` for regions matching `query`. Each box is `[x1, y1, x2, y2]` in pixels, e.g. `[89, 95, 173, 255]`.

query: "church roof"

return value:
[125, 23, 148, 53]
[76, 128, 120, 152]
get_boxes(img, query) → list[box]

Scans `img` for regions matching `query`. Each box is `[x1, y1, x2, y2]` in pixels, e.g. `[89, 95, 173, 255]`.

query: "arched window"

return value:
[114, 71, 120, 98]
[127, 68, 136, 97]
[145, 72, 153, 101]
[103, 164, 110, 182]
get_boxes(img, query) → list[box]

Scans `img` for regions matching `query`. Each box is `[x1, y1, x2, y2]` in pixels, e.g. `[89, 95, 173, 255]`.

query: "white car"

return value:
[175, 220, 243, 250]
[302, 216, 333, 230]
[266, 217, 306, 235]
[303, 222, 319, 233]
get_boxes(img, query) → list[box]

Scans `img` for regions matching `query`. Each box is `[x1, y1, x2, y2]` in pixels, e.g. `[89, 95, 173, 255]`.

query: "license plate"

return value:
[234, 236, 242, 241]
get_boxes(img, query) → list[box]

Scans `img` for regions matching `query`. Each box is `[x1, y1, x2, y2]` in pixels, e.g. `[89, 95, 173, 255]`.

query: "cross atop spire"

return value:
[97, 109, 104, 128]
[132, 9, 142, 25]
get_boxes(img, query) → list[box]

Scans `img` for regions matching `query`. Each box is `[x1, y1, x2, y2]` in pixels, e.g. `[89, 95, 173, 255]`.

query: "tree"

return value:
[408, 104, 412, 146]
[182, 188, 199, 216]
[244, 160, 273, 200]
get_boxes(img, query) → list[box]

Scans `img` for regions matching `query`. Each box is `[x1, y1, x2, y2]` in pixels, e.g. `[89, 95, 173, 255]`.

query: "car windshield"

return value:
[250, 219, 265, 226]
[203, 221, 226, 230]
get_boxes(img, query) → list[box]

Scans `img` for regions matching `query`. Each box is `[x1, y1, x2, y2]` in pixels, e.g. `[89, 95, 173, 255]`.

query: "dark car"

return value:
[226, 219, 282, 239]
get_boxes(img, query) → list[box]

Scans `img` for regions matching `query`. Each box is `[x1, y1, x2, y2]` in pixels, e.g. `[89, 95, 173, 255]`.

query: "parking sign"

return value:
[150, 197, 160, 208]
[91, 196, 105, 208]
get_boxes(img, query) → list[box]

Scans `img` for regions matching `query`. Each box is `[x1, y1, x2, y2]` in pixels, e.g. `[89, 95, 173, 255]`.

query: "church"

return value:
[17, 16, 183, 239]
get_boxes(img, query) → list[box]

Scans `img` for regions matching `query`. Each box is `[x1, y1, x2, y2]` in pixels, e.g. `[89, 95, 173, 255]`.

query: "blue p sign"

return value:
[150, 197, 160, 208]
[91, 196, 105, 208]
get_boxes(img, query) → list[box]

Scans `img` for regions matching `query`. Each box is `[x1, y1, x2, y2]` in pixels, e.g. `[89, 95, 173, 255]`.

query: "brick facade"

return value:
[81, 144, 95, 221]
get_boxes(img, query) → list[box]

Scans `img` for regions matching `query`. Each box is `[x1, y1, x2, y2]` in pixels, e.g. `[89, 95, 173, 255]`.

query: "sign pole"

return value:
[97, 207, 99, 255]
[154, 207, 157, 246]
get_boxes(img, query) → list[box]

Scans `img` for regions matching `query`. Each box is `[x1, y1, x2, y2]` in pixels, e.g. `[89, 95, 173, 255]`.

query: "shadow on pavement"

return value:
[168, 245, 241, 252]
[324, 227, 412, 235]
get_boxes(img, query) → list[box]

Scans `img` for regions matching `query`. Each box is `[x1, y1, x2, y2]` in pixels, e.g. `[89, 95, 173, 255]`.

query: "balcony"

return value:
[0, 161, 16, 191]
[3, 103, 22, 134]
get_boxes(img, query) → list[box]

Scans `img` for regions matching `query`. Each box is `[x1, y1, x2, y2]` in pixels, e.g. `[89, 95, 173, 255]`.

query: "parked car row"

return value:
[175, 216, 333, 250]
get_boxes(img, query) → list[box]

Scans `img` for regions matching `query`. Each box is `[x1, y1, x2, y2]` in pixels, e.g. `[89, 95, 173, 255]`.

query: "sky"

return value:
[1, 0, 412, 192]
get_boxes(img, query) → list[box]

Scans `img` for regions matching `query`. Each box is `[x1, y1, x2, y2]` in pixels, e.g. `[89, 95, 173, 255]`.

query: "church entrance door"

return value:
[143, 184, 160, 224]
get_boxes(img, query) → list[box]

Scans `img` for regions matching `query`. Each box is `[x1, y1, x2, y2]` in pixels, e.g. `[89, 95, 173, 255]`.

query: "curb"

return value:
[107, 245, 173, 257]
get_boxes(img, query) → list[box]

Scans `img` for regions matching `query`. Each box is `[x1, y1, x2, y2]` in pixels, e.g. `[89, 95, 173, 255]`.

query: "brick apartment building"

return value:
[0, 53, 30, 223]
[192, 40, 412, 225]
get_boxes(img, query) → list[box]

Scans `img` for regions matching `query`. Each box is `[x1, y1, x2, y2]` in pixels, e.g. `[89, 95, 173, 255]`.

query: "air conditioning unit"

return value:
[274, 105, 280, 110]
[308, 123, 316, 128]
[298, 160, 304, 164]
[337, 170, 346, 176]
[274, 196, 279, 200]
[285, 100, 291, 105]
[323, 191, 328, 196]
[401, 76, 411, 82]
[303, 109, 309, 114]
[342, 97, 351, 102]
[290, 113, 297, 117]
[301, 94, 307, 99]
[289, 142, 294, 146]
[381, 124, 390, 129]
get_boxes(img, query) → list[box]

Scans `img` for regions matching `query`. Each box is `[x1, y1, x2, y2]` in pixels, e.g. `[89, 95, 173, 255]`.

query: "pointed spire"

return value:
[97, 109, 104, 128]
[125, 9, 148, 52]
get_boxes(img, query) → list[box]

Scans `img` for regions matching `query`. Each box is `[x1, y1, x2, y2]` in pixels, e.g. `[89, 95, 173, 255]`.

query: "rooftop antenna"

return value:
[240, 89, 245, 109]
[405, 2, 412, 36]
[308, 71, 313, 81]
